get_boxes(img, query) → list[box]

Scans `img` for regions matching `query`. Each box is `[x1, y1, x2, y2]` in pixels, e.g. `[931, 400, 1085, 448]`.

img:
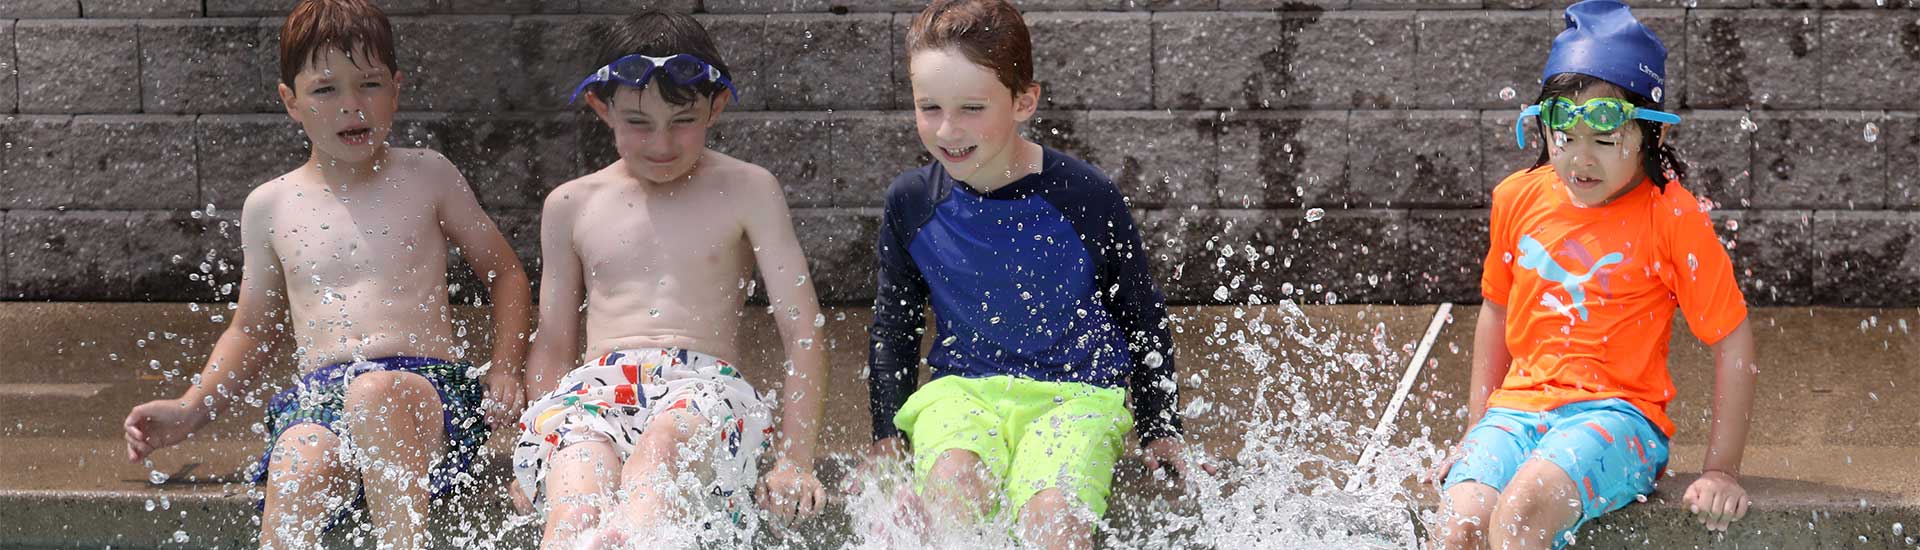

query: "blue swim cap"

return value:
[1541, 0, 1669, 105]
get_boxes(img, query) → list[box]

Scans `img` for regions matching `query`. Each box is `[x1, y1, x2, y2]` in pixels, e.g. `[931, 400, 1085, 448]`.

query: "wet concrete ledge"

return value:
[1, 302, 1916, 548]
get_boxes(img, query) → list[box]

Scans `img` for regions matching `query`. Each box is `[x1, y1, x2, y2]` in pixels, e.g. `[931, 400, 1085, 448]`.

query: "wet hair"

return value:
[906, 0, 1034, 96]
[1531, 73, 1688, 191]
[586, 11, 732, 106]
[278, 0, 397, 94]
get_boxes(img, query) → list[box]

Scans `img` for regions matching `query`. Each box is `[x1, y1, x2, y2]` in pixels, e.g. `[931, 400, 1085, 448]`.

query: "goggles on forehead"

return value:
[568, 53, 738, 104]
[1514, 96, 1680, 148]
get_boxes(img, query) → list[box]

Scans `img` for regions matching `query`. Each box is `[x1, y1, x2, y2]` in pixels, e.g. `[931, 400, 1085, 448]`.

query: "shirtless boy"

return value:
[508, 11, 828, 547]
[122, 1, 533, 548]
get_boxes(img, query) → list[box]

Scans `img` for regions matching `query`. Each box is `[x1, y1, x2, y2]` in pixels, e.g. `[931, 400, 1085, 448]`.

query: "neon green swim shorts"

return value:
[894, 375, 1134, 518]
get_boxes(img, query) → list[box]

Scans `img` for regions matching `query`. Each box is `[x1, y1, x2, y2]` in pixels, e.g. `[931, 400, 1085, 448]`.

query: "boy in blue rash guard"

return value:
[864, 1, 1207, 548]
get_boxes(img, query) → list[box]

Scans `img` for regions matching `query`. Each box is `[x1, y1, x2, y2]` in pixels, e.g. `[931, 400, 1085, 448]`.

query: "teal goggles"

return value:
[1514, 97, 1680, 148]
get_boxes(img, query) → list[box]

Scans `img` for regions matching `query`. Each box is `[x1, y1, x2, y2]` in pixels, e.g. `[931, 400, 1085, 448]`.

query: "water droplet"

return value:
[149, 470, 169, 484]
[1863, 122, 1880, 143]
[1726, 219, 1740, 231]
[1498, 86, 1516, 101]
[1213, 286, 1232, 301]
[648, 308, 661, 317]
[144, 499, 156, 512]
[1304, 208, 1325, 223]
[173, 531, 190, 543]
[1739, 116, 1758, 132]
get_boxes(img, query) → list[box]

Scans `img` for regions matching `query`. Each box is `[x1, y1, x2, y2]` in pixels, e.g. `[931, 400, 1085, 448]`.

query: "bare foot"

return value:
[888, 485, 932, 541]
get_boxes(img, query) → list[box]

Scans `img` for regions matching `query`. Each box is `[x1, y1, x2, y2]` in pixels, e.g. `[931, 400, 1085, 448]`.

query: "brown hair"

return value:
[278, 0, 397, 93]
[906, 0, 1033, 96]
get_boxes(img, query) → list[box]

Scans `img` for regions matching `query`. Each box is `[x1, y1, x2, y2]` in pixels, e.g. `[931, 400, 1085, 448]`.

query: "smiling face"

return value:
[1544, 82, 1651, 207]
[279, 47, 400, 166]
[588, 83, 728, 184]
[909, 48, 1039, 187]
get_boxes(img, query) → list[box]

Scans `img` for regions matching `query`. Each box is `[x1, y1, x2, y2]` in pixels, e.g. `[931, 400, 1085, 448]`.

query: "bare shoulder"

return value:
[700, 150, 783, 203]
[240, 168, 308, 227]
[543, 165, 625, 215]
[384, 147, 465, 188]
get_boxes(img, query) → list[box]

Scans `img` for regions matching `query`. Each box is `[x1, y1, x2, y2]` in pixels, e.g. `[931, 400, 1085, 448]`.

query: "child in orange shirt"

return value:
[1427, 1, 1758, 549]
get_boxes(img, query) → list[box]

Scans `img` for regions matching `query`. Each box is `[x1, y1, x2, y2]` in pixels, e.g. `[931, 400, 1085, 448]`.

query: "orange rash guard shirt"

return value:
[1480, 165, 1748, 436]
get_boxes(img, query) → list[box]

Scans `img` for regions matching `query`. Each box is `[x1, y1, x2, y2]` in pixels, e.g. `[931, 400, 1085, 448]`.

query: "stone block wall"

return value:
[0, 1, 1914, 306]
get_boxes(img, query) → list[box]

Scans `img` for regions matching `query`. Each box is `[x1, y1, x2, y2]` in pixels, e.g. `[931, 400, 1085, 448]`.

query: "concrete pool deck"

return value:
[1, 302, 1915, 548]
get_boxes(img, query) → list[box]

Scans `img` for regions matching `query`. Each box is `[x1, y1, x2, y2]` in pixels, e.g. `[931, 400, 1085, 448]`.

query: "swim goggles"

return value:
[568, 53, 738, 104]
[1514, 96, 1680, 148]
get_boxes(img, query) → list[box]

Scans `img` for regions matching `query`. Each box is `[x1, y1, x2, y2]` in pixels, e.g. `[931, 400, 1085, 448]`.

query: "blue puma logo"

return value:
[1516, 235, 1623, 322]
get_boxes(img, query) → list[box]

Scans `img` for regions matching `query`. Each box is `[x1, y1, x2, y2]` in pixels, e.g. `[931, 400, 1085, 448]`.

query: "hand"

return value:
[507, 479, 533, 515]
[124, 399, 210, 462]
[758, 458, 827, 520]
[846, 437, 910, 496]
[1683, 470, 1749, 532]
[1143, 437, 1217, 483]
[481, 366, 525, 430]
[1422, 443, 1466, 490]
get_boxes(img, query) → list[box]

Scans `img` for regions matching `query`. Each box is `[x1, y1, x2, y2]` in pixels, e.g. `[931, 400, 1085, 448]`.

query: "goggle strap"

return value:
[1634, 108, 1681, 126]
[1515, 104, 1542, 149]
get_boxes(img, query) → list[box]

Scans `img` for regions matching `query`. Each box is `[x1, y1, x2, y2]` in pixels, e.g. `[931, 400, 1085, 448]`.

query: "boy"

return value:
[1429, 2, 1758, 548]
[509, 11, 828, 548]
[866, 1, 1209, 548]
[122, 1, 534, 548]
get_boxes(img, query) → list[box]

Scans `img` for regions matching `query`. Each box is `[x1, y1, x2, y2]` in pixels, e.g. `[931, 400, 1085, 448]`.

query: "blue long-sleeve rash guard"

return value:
[867, 147, 1182, 446]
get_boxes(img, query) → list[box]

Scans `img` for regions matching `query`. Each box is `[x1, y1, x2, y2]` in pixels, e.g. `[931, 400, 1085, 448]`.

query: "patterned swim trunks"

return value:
[248, 356, 489, 525]
[512, 348, 773, 519]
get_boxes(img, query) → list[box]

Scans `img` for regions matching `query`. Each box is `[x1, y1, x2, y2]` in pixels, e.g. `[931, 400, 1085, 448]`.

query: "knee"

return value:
[1436, 518, 1486, 550]
[1020, 488, 1078, 522]
[926, 449, 989, 495]
[1490, 476, 1577, 531]
[343, 371, 438, 416]
[267, 426, 344, 482]
[638, 409, 705, 449]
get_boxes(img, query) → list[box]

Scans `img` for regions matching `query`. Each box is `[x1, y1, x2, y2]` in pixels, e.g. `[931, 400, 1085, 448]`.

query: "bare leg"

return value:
[539, 439, 622, 550]
[1016, 488, 1093, 550]
[1486, 459, 1583, 550]
[612, 408, 714, 534]
[922, 449, 995, 532]
[259, 424, 353, 550]
[1433, 482, 1500, 550]
[342, 371, 446, 549]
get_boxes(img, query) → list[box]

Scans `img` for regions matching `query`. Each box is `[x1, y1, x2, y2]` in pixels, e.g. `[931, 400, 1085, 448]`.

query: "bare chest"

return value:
[269, 196, 445, 290]
[570, 192, 749, 278]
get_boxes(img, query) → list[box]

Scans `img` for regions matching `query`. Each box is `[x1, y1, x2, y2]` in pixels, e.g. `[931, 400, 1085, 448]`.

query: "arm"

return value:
[1684, 318, 1756, 531]
[526, 189, 586, 399]
[1094, 194, 1181, 446]
[126, 190, 290, 461]
[867, 192, 929, 448]
[1701, 319, 1755, 476]
[740, 175, 828, 473]
[1467, 303, 1512, 427]
[434, 159, 535, 427]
